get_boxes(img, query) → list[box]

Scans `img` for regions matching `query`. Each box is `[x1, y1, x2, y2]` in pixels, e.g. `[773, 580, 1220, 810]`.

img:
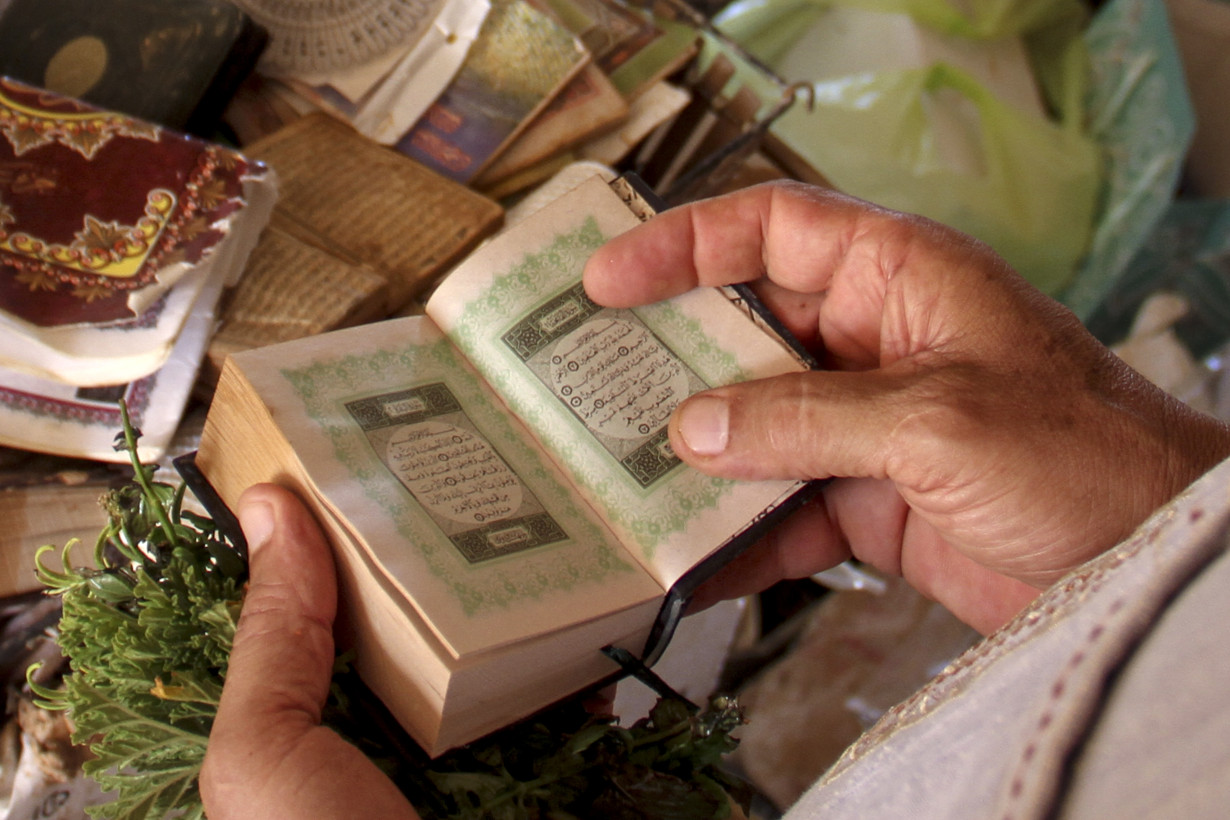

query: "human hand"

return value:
[584, 181, 1230, 633]
[199, 484, 420, 820]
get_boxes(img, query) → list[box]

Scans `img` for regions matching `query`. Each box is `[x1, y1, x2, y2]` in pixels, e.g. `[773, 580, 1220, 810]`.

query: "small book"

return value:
[542, 0, 700, 100]
[0, 449, 124, 598]
[0, 251, 224, 463]
[193, 173, 816, 755]
[270, 0, 487, 148]
[0, 482, 110, 599]
[580, 80, 692, 167]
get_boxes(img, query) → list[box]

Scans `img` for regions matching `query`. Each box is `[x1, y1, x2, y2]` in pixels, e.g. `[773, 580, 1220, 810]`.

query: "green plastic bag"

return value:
[714, 0, 1102, 295]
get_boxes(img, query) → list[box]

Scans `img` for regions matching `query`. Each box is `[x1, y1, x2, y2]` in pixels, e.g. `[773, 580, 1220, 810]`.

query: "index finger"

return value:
[581, 181, 878, 308]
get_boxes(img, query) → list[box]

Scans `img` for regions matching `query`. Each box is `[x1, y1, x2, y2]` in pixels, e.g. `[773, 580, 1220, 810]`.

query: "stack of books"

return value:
[229, 0, 705, 197]
[0, 77, 276, 462]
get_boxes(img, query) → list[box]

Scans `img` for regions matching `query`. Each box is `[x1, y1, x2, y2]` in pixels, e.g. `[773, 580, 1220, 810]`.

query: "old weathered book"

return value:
[201, 219, 390, 390]
[193, 174, 815, 755]
[473, 64, 629, 192]
[0, 450, 125, 598]
[580, 80, 691, 166]
[241, 113, 504, 315]
[472, 0, 704, 193]
[394, 0, 590, 183]
[0, 484, 109, 599]
[0, 255, 224, 463]
[0, 77, 275, 388]
[541, 0, 699, 100]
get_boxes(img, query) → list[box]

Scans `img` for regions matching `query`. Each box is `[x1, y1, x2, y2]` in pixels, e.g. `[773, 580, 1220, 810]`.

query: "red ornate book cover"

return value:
[0, 76, 264, 329]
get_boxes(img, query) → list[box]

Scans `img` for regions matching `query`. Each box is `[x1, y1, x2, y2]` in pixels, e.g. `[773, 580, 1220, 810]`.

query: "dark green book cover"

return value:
[0, 0, 266, 136]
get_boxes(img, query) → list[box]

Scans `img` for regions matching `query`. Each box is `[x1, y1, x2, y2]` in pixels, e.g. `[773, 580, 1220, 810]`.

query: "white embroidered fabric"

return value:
[230, 0, 446, 73]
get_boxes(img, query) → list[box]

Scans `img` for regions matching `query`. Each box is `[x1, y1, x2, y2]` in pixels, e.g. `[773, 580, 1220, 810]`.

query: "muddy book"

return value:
[192, 174, 814, 755]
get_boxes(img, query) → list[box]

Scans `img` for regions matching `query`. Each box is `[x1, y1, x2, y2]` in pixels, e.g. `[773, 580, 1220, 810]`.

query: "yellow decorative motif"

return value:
[75, 216, 132, 257]
[178, 216, 210, 243]
[14, 268, 57, 293]
[0, 188, 176, 279]
[73, 282, 116, 303]
[196, 178, 229, 211]
[0, 86, 160, 160]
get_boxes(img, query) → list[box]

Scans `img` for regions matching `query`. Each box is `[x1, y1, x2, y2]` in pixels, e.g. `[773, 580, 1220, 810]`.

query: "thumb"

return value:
[669, 369, 911, 482]
[226, 483, 338, 713]
[202, 484, 339, 807]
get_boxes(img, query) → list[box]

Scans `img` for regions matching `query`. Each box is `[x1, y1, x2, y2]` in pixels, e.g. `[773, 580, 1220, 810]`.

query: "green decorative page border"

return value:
[279, 333, 634, 617]
[449, 216, 744, 560]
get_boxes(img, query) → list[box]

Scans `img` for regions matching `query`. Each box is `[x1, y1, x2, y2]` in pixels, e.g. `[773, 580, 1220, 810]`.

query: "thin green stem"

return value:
[119, 400, 179, 550]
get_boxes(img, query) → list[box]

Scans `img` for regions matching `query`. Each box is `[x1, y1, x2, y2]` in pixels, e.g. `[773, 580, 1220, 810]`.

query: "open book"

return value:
[193, 174, 814, 755]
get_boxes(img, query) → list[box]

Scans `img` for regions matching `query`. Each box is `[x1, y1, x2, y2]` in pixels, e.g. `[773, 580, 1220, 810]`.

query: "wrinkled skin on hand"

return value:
[200, 484, 421, 820]
[199, 183, 1230, 820]
[584, 181, 1230, 633]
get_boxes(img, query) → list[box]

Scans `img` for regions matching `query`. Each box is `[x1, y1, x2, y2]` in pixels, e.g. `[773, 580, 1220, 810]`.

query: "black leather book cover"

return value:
[0, 0, 266, 136]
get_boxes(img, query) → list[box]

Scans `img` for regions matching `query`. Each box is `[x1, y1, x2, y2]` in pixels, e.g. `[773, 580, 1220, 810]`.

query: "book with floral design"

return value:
[193, 173, 814, 756]
[0, 253, 225, 463]
[0, 77, 275, 386]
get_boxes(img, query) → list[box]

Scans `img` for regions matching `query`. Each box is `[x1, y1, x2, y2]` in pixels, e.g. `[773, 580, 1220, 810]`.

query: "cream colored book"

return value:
[192, 174, 814, 755]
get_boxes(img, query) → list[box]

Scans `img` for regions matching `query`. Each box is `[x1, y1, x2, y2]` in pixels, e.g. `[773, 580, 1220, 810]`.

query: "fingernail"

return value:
[238, 499, 275, 555]
[677, 395, 730, 456]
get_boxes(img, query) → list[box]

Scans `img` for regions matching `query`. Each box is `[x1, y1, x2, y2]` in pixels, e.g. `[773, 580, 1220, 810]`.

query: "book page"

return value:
[427, 175, 808, 588]
[229, 316, 663, 659]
